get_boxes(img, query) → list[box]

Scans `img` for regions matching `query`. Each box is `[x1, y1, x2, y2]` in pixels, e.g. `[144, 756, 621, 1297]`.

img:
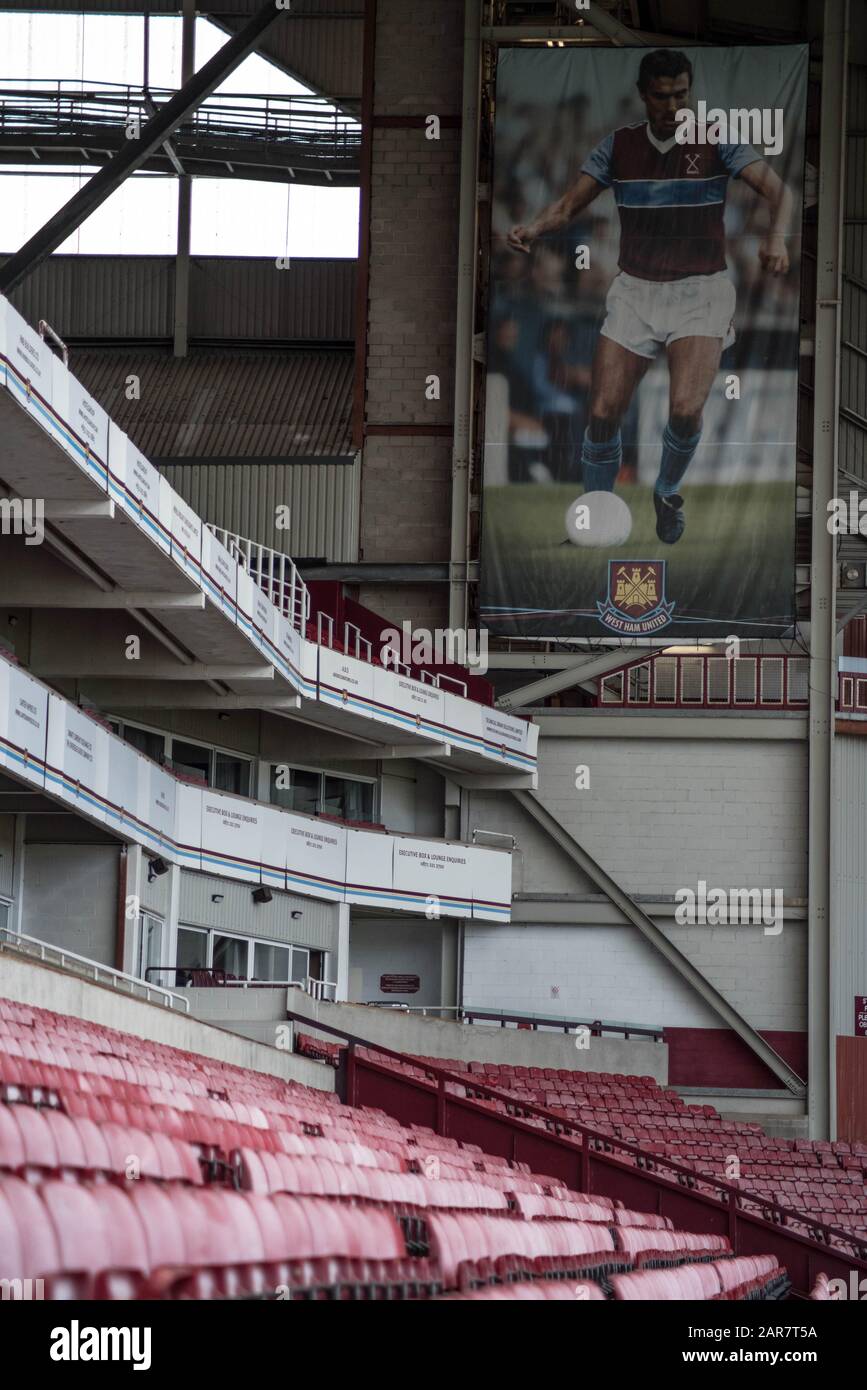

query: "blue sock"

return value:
[581, 427, 622, 492]
[655, 421, 702, 497]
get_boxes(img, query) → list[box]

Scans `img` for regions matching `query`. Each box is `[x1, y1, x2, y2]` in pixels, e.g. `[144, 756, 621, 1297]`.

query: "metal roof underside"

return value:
[71, 346, 354, 459]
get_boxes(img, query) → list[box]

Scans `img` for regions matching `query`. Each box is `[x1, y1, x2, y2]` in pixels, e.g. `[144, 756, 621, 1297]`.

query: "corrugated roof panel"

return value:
[71, 346, 354, 458]
[160, 458, 359, 564]
[7, 256, 175, 340]
[4, 255, 355, 343]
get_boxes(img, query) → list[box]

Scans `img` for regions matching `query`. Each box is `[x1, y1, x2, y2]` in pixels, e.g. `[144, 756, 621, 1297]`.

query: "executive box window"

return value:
[137, 913, 164, 982]
[269, 764, 375, 822]
[253, 941, 310, 984]
[177, 925, 208, 970]
[108, 720, 251, 796]
[212, 932, 249, 979]
[177, 927, 318, 985]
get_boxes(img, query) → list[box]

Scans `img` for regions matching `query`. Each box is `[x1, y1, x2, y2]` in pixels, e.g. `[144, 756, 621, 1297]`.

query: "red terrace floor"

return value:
[0, 998, 790, 1302]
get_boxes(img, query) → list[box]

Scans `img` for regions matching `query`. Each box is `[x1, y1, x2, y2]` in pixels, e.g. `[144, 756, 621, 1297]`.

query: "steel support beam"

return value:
[173, 0, 195, 359]
[448, 0, 481, 630]
[585, 3, 650, 46]
[79, 685, 301, 712]
[496, 647, 655, 709]
[0, 0, 286, 293]
[809, 0, 849, 1140]
[512, 788, 805, 1097]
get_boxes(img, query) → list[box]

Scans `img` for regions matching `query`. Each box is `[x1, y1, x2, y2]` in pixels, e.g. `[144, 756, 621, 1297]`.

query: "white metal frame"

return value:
[269, 761, 378, 821]
[0, 924, 189, 1012]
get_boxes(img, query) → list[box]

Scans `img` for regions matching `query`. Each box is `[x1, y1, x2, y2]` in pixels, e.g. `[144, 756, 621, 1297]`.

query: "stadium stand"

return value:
[0, 995, 791, 1301]
[393, 1056, 867, 1242]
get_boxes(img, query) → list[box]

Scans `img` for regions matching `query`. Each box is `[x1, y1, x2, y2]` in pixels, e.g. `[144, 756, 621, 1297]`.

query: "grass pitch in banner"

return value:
[481, 44, 807, 639]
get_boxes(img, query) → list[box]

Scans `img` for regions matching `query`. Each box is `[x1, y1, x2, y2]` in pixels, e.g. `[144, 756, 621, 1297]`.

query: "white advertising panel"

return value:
[201, 526, 238, 621]
[390, 670, 446, 738]
[2, 300, 53, 413]
[260, 803, 288, 889]
[160, 479, 202, 586]
[469, 845, 513, 922]
[0, 298, 7, 388]
[200, 790, 263, 883]
[112, 429, 170, 553]
[319, 648, 375, 717]
[298, 637, 319, 700]
[442, 690, 484, 761]
[285, 815, 346, 902]
[106, 733, 147, 843]
[275, 614, 301, 690]
[147, 763, 177, 858]
[481, 706, 528, 756]
[392, 837, 474, 918]
[0, 661, 48, 789]
[175, 782, 203, 872]
[344, 827, 394, 909]
[65, 374, 110, 490]
[45, 696, 110, 824]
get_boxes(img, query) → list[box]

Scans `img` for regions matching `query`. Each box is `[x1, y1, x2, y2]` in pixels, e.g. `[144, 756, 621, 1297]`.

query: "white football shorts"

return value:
[600, 270, 736, 359]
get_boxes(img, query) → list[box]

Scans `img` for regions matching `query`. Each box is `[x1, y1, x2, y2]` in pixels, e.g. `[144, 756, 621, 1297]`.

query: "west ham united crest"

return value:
[596, 560, 676, 634]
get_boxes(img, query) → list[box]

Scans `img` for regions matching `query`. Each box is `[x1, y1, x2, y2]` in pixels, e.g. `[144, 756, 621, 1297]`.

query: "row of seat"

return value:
[0, 996, 797, 1301]
[611, 1255, 783, 1302]
[392, 1053, 867, 1245]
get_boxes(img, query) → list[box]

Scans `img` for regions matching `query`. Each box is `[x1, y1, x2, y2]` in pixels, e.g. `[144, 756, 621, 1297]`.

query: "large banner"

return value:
[481, 45, 807, 638]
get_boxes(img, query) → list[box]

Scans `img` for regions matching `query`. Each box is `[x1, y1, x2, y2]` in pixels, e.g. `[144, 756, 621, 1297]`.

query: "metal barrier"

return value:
[838, 670, 867, 715]
[284, 1005, 867, 1297]
[146, 967, 335, 1001]
[599, 653, 809, 710]
[206, 525, 310, 635]
[0, 82, 361, 180]
[0, 926, 189, 1013]
[362, 1002, 663, 1038]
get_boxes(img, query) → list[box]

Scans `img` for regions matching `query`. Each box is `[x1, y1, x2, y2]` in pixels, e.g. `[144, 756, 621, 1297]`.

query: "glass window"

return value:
[253, 941, 291, 982]
[291, 947, 309, 984]
[322, 775, 374, 822]
[137, 914, 163, 982]
[172, 739, 211, 783]
[270, 765, 320, 815]
[0, 900, 10, 936]
[177, 926, 208, 970]
[123, 725, 165, 762]
[212, 933, 248, 979]
[214, 752, 250, 796]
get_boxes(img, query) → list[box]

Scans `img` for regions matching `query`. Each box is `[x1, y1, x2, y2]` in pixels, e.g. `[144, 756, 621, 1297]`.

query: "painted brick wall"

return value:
[470, 736, 808, 898]
[356, 0, 464, 631]
[463, 922, 806, 1035]
[22, 843, 118, 966]
[349, 915, 444, 1007]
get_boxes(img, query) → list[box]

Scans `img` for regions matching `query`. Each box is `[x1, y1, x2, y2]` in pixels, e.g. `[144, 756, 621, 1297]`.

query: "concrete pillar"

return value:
[335, 902, 350, 1000]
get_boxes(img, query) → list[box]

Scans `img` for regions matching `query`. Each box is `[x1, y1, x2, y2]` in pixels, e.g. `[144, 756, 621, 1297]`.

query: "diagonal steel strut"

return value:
[512, 788, 806, 1096]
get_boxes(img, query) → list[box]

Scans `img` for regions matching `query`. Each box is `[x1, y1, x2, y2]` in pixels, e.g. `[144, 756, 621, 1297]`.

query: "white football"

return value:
[564, 491, 632, 548]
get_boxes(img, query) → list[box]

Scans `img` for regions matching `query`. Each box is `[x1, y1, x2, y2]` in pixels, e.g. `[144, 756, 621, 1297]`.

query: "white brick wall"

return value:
[463, 921, 806, 1032]
[471, 736, 808, 899]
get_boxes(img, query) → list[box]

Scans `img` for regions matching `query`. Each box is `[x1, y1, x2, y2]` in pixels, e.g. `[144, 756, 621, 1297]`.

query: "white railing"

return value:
[0, 925, 190, 1013]
[306, 976, 337, 1002]
[320, 615, 469, 697]
[206, 525, 310, 635]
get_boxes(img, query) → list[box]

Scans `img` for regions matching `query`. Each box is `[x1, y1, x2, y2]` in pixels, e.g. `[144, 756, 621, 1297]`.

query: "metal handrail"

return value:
[306, 977, 338, 1002]
[0, 83, 361, 158]
[286, 1006, 867, 1274]
[206, 524, 310, 635]
[461, 1006, 664, 1041]
[0, 925, 189, 1013]
[599, 652, 810, 710]
[358, 999, 663, 1039]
